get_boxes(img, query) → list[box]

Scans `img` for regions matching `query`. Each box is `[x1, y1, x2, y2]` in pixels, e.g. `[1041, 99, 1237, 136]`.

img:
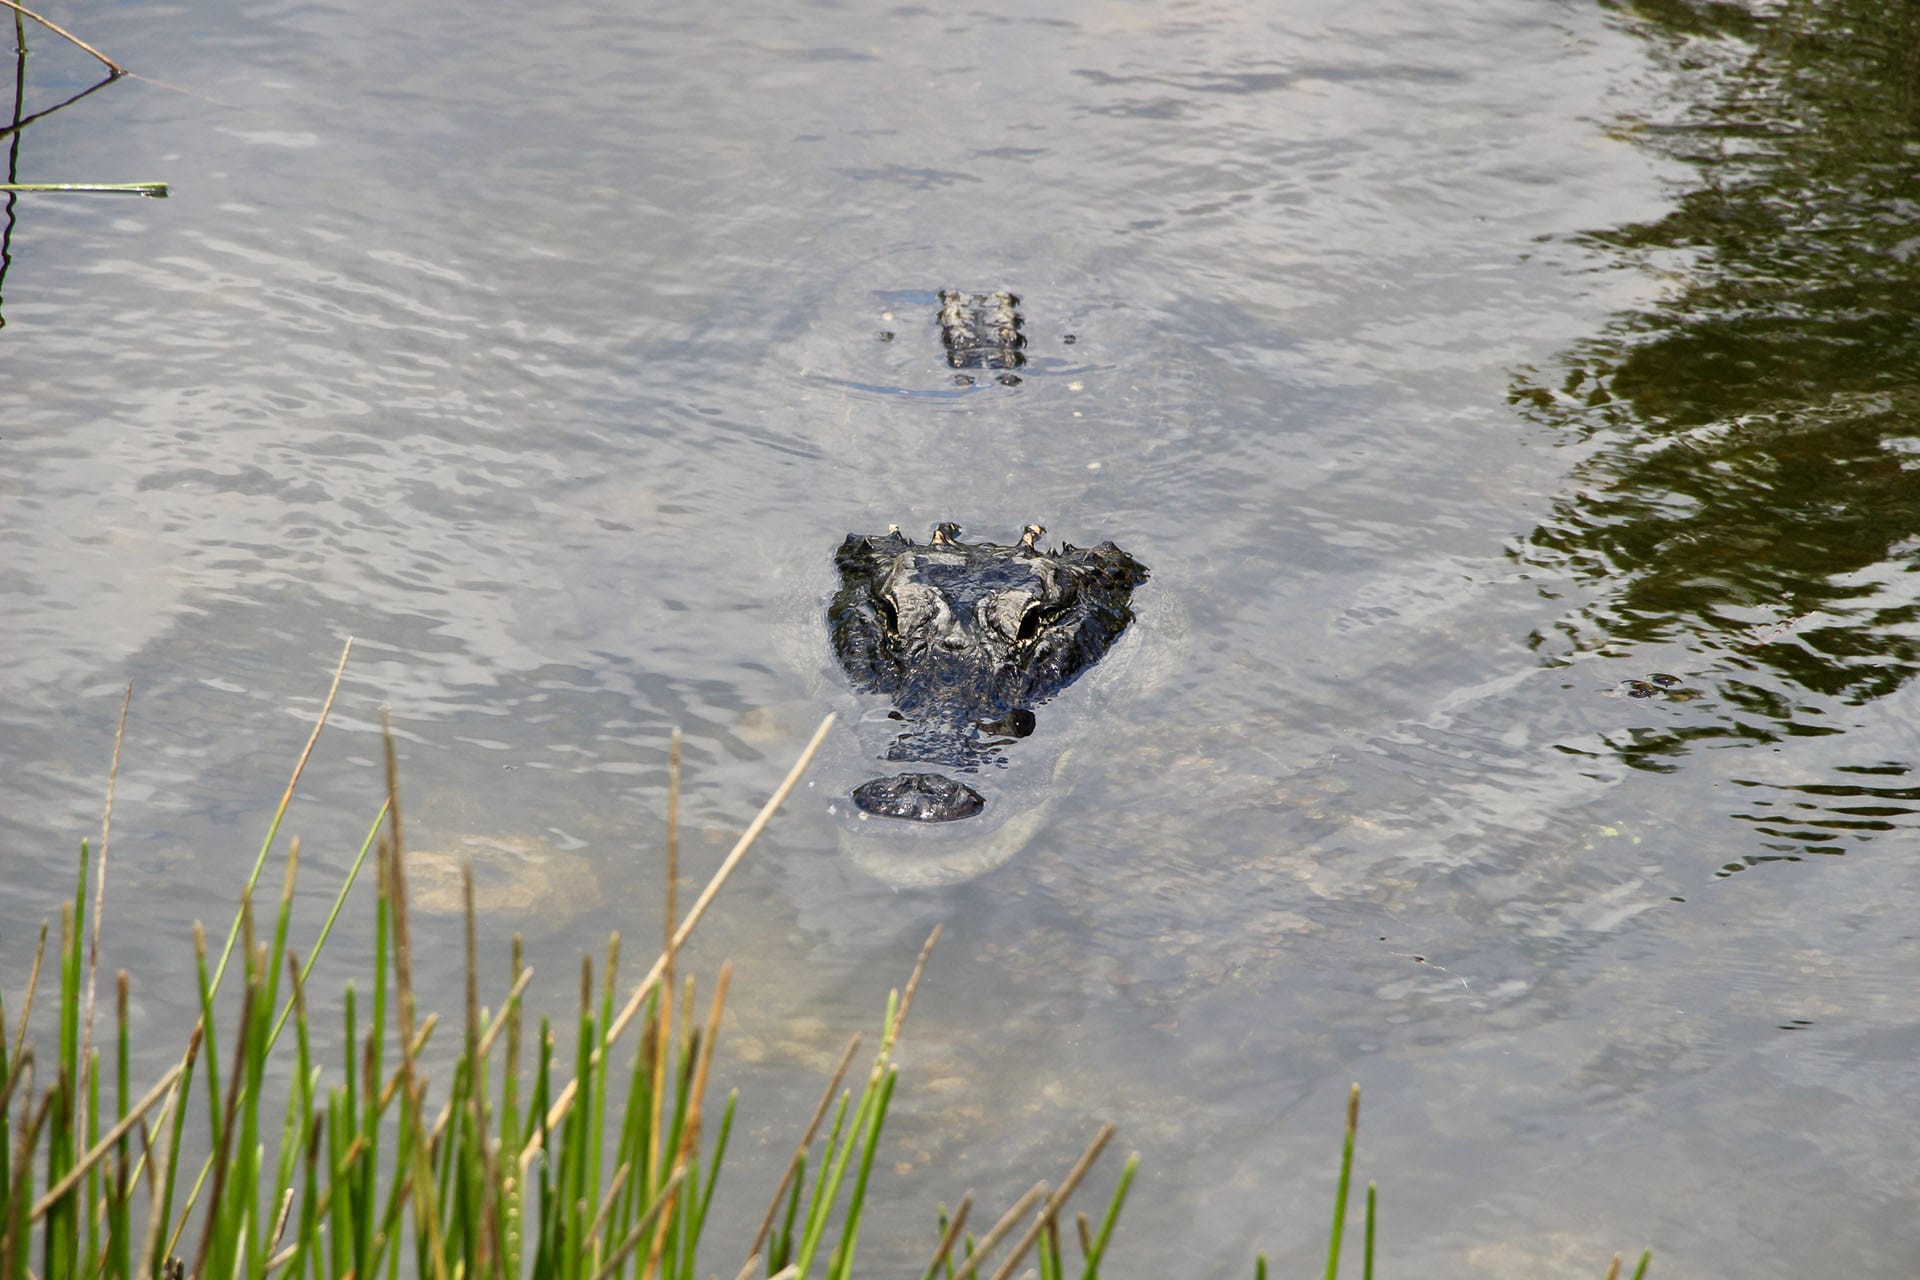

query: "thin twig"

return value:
[983, 1125, 1118, 1280]
[876, 924, 940, 1075]
[5, 922, 47, 1069]
[211, 637, 353, 995]
[649, 729, 681, 1195]
[529, 714, 835, 1153]
[78, 681, 132, 1156]
[586, 1167, 685, 1280]
[641, 961, 731, 1280]
[267, 1187, 295, 1255]
[946, 1183, 1049, 1280]
[0, 0, 123, 74]
[920, 1195, 974, 1280]
[188, 976, 256, 1280]
[747, 1031, 863, 1260]
[421, 962, 532, 1151]
[379, 714, 452, 1280]
[0, 1046, 30, 1136]
[137, 1023, 202, 1280]
[477, 967, 534, 1059]
[30, 1060, 185, 1221]
[584, 1163, 632, 1252]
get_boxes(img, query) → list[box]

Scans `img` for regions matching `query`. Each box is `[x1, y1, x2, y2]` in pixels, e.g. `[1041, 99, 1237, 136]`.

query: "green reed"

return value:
[0, 646, 1648, 1280]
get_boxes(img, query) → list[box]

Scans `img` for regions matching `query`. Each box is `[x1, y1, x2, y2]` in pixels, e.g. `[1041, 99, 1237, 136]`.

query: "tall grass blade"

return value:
[1363, 1182, 1375, 1280]
[1323, 1084, 1359, 1280]
[1078, 1151, 1136, 1279]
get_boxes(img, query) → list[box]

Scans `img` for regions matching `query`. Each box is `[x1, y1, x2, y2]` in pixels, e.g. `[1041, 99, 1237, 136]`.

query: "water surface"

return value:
[5, 0, 1918, 1274]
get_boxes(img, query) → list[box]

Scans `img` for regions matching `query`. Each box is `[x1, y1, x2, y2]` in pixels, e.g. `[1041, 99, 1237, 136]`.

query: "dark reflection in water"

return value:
[1511, 0, 1920, 852]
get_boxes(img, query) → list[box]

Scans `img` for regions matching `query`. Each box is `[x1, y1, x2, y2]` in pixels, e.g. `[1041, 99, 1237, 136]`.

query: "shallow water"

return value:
[6, 0, 1920, 1274]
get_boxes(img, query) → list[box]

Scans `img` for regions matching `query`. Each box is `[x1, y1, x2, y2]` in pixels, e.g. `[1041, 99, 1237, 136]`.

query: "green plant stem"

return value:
[0, 182, 165, 194]
[1324, 1085, 1359, 1280]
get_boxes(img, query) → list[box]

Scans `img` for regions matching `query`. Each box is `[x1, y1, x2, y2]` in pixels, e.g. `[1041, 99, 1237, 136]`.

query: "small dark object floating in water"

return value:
[1616, 672, 1700, 701]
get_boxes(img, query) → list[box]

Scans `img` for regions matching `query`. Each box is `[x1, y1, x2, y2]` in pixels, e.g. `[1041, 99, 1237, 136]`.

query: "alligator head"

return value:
[828, 521, 1149, 823]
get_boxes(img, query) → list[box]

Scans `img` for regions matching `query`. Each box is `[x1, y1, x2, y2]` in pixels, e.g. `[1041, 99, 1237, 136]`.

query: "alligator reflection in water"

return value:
[827, 522, 1147, 881]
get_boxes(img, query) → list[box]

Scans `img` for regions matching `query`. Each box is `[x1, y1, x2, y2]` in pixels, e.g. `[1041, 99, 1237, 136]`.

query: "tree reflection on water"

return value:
[1509, 0, 1920, 861]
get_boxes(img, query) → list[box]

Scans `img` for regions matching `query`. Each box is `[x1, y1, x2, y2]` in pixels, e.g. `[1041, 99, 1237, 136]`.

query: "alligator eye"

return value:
[1016, 603, 1043, 644]
[875, 594, 900, 634]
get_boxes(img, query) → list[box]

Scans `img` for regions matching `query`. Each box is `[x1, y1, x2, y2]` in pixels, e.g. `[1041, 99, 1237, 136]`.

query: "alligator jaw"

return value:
[851, 772, 986, 822]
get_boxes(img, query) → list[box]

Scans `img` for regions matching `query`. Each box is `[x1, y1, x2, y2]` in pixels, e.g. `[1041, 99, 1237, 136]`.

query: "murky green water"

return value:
[6, 0, 1919, 1273]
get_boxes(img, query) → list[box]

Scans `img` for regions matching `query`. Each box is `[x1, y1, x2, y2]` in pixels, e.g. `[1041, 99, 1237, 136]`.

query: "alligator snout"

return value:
[851, 772, 986, 822]
[828, 521, 1148, 827]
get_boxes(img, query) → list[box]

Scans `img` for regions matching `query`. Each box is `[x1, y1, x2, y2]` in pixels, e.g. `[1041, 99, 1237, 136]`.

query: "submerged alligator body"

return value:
[938, 290, 1026, 385]
[828, 522, 1149, 854]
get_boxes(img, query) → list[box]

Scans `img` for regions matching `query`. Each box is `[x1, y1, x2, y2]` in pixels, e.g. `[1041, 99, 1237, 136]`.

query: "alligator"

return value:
[827, 521, 1149, 839]
[938, 289, 1027, 385]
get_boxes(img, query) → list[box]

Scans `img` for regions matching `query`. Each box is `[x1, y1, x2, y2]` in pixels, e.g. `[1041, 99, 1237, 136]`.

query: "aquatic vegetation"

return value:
[0, 650, 1647, 1277]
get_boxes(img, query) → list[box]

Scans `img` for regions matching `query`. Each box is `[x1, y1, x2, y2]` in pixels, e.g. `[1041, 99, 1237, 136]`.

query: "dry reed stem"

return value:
[137, 1024, 202, 1279]
[531, 713, 834, 1150]
[650, 729, 681, 1195]
[586, 1167, 685, 1280]
[282, 638, 352, 845]
[585, 1162, 632, 1252]
[77, 681, 131, 1148]
[461, 866, 487, 1143]
[0, 1043, 29, 1126]
[920, 1194, 974, 1280]
[133, 1118, 157, 1203]
[478, 966, 534, 1059]
[188, 971, 257, 1280]
[421, 964, 531, 1146]
[945, 1182, 1049, 1280]
[642, 961, 731, 1280]
[746, 1030, 864, 1261]
[0, 0, 123, 75]
[0, 1048, 30, 1146]
[267, 1187, 295, 1254]
[378, 1018, 440, 1115]
[5, 923, 47, 1070]
[212, 637, 353, 993]
[981, 1124, 1116, 1280]
[377, 715, 452, 1280]
[29, 1059, 186, 1221]
[460, 864, 501, 1275]
[878, 924, 940, 1074]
